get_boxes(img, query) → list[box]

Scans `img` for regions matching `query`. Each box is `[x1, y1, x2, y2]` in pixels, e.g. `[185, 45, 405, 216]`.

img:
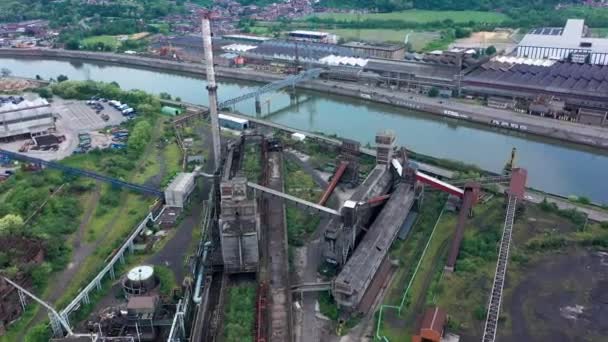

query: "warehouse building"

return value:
[342, 41, 406, 60]
[517, 19, 608, 65]
[0, 98, 54, 141]
[463, 58, 608, 126]
[287, 30, 338, 44]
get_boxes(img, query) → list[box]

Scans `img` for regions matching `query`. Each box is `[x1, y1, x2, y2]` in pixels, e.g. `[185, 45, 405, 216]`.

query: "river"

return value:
[2, 57, 608, 204]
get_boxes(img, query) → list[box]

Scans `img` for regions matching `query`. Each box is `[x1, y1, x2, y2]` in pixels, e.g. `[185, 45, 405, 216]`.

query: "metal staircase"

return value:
[482, 195, 517, 342]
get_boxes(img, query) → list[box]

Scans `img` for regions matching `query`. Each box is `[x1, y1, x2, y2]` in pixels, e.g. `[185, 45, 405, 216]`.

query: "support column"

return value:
[49, 312, 64, 338]
[17, 290, 27, 310]
[255, 95, 262, 116]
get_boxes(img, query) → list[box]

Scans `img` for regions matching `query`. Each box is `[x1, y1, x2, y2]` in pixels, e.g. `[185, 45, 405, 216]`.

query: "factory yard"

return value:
[379, 191, 608, 341]
[0, 97, 126, 161]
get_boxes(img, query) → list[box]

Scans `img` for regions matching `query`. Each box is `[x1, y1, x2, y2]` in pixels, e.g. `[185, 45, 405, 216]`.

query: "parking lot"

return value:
[0, 98, 127, 161]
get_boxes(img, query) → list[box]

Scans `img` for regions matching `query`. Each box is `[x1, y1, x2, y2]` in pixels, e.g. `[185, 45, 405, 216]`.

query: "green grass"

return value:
[307, 10, 508, 24]
[590, 27, 608, 38]
[242, 144, 262, 182]
[80, 35, 120, 49]
[224, 284, 256, 342]
[327, 29, 439, 49]
[284, 159, 322, 246]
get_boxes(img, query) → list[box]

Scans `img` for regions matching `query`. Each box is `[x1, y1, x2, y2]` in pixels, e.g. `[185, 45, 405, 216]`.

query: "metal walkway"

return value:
[482, 195, 518, 342]
[0, 149, 163, 197]
[247, 181, 341, 217]
[291, 282, 332, 293]
[218, 68, 323, 109]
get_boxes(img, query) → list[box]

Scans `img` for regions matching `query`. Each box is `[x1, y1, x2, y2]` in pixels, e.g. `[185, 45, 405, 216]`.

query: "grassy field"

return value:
[326, 29, 439, 49]
[308, 10, 508, 24]
[80, 35, 120, 49]
[589, 27, 608, 37]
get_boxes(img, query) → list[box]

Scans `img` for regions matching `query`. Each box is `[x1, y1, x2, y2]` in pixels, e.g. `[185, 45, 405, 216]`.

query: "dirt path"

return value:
[19, 182, 102, 340]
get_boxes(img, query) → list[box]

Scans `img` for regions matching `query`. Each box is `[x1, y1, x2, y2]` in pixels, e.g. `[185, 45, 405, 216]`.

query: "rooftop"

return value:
[166, 172, 196, 193]
[222, 34, 271, 42]
[519, 19, 608, 53]
[288, 30, 330, 37]
[464, 60, 608, 100]
[342, 41, 405, 52]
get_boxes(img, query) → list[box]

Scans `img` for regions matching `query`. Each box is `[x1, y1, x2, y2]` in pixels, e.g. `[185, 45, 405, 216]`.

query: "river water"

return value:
[2, 57, 608, 203]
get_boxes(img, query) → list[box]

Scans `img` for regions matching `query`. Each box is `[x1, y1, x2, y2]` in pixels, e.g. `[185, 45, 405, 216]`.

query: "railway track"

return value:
[198, 269, 226, 342]
[263, 150, 293, 342]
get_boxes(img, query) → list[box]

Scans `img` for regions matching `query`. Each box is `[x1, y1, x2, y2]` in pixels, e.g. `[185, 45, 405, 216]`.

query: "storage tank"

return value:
[122, 265, 157, 296]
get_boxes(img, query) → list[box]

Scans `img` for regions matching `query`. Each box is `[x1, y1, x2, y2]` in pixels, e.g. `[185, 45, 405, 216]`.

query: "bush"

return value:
[319, 291, 339, 321]
[473, 305, 487, 321]
[428, 87, 439, 97]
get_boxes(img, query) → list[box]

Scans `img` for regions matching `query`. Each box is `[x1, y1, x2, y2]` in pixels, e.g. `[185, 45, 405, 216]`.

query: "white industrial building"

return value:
[288, 30, 338, 44]
[0, 98, 55, 140]
[164, 172, 196, 208]
[517, 19, 608, 65]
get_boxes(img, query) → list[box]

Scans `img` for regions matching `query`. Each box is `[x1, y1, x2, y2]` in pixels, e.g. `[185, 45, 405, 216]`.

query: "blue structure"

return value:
[0, 148, 163, 197]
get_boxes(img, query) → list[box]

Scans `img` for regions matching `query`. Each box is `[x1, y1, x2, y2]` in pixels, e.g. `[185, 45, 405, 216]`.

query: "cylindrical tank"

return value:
[122, 265, 157, 296]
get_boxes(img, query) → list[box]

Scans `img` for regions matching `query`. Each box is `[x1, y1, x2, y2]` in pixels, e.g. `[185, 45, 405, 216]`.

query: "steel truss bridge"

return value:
[217, 68, 323, 109]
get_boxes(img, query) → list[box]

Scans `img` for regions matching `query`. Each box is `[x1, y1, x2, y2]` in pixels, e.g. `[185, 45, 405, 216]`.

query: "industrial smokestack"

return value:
[202, 16, 221, 170]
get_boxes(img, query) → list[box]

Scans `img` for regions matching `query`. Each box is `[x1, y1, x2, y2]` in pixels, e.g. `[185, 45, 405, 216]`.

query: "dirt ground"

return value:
[0, 78, 41, 92]
[502, 249, 608, 342]
[451, 31, 518, 53]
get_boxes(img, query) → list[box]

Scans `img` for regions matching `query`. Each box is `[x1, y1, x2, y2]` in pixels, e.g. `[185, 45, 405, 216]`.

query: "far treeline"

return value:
[294, 0, 608, 29]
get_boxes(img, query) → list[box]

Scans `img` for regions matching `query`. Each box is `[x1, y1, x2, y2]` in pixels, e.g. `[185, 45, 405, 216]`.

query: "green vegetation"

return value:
[284, 159, 322, 246]
[309, 10, 508, 24]
[0, 80, 169, 339]
[243, 143, 262, 182]
[0, 0, 187, 24]
[328, 29, 438, 49]
[319, 291, 339, 320]
[377, 192, 446, 340]
[155, 265, 178, 297]
[224, 284, 256, 342]
[80, 35, 120, 51]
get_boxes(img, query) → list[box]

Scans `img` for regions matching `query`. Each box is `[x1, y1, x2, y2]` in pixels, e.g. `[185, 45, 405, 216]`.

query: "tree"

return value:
[0, 68, 11, 78]
[428, 87, 439, 98]
[485, 45, 497, 56]
[57, 74, 69, 83]
[0, 214, 24, 236]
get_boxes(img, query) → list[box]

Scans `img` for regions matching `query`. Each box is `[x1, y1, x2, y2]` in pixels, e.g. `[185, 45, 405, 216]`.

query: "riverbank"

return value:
[2, 48, 608, 150]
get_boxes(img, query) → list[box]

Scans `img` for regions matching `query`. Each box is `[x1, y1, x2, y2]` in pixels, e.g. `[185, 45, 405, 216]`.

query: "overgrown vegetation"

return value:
[224, 284, 256, 342]
[242, 143, 262, 182]
[378, 192, 447, 340]
[155, 265, 177, 297]
[0, 80, 165, 339]
[284, 158, 322, 246]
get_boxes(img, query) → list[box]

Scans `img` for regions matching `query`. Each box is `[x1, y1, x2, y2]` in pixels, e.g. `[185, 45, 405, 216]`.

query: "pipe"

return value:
[193, 241, 212, 304]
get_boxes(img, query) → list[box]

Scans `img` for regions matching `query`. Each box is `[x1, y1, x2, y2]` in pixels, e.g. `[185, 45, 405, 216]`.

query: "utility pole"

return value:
[202, 15, 221, 170]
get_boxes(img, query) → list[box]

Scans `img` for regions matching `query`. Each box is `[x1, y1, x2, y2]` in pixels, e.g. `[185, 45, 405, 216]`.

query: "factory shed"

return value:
[164, 172, 196, 208]
[412, 307, 447, 342]
[0, 98, 54, 140]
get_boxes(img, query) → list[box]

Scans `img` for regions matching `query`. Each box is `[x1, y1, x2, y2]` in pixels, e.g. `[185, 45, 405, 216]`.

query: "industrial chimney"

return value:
[202, 15, 221, 170]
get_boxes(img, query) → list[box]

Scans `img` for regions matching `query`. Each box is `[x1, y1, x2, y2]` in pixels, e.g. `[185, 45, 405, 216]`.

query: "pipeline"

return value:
[193, 241, 212, 304]
[318, 161, 348, 206]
